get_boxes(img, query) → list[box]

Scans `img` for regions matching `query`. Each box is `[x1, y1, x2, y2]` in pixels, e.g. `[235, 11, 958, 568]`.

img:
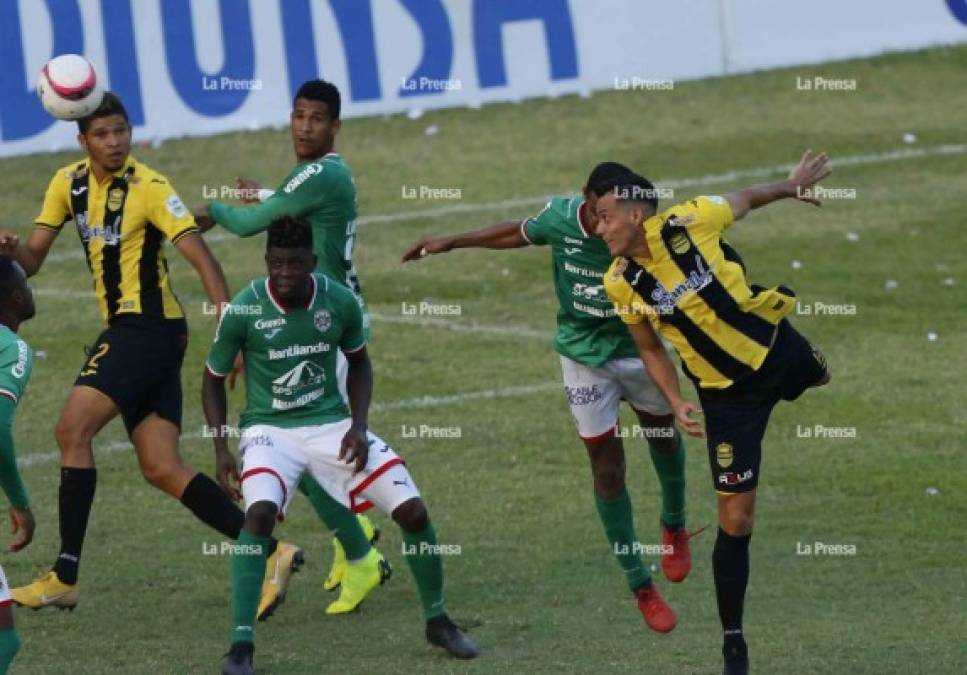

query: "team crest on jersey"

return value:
[716, 443, 734, 468]
[107, 188, 125, 212]
[669, 232, 691, 255]
[610, 258, 629, 281]
[314, 309, 332, 333]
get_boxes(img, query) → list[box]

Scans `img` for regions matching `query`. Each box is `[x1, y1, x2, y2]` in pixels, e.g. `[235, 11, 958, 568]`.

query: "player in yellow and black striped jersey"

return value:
[0, 93, 299, 620]
[595, 152, 832, 675]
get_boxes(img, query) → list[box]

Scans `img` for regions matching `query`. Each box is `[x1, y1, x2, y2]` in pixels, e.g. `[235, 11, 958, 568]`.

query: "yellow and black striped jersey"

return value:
[604, 196, 795, 389]
[35, 155, 198, 324]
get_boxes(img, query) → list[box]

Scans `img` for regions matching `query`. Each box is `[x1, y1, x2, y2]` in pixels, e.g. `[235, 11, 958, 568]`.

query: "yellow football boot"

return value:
[12, 570, 79, 610]
[257, 541, 305, 622]
[323, 514, 379, 592]
[325, 547, 391, 615]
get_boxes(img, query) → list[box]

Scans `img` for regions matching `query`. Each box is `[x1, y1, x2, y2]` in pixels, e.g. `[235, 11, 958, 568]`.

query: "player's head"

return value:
[291, 79, 341, 161]
[594, 174, 658, 256]
[583, 162, 636, 233]
[0, 256, 35, 328]
[77, 92, 131, 173]
[265, 216, 317, 302]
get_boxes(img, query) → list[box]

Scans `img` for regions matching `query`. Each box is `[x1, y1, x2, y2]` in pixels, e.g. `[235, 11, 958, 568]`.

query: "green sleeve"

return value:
[337, 287, 366, 353]
[205, 295, 249, 376]
[0, 397, 29, 509]
[210, 162, 335, 236]
[521, 199, 558, 246]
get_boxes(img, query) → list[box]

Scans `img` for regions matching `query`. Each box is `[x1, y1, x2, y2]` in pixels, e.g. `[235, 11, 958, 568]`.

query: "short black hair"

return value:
[294, 79, 341, 120]
[584, 161, 635, 197]
[0, 256, 23, 300]
[77, 91, 129, 134]
[607, 174, 660, 212]
[267, 216, 313, 251]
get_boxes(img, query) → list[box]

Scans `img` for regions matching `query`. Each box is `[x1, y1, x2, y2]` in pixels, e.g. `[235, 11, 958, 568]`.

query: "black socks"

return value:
[713, 527, 752, 644]
[53, 467, 97, 585]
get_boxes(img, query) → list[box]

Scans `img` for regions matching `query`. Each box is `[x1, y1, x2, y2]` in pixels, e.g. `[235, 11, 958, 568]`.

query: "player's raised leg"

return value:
[633, 407, 691, 582]
[12, 385, 115, 610]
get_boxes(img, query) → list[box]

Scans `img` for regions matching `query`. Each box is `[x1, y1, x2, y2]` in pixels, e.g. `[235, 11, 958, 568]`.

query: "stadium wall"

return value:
[1, 0, 964, 157]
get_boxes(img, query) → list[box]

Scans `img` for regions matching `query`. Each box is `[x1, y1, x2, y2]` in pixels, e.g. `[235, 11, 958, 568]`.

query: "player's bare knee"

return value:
[718, 499, 755, 536]
[392, 498, 429, 533]
[140, 461, 177, 490]
[54, 418, 91, 456]
[245, 501, 278, 536]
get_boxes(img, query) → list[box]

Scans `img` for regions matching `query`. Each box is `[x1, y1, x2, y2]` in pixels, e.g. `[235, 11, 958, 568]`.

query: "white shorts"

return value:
[239, 419, 421, 518]
[560, 355, 671, 440]
[0, 564, 10, 606]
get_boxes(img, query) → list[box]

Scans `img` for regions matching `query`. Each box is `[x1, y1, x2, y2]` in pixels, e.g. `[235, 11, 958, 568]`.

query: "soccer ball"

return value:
[37, 54, 105, 120]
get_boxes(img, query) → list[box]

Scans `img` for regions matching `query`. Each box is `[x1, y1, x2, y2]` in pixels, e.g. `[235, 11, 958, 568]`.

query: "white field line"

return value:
[16, 382, 561, 468]
[39, 143, 965, 264]
[31, 289, 553, 340]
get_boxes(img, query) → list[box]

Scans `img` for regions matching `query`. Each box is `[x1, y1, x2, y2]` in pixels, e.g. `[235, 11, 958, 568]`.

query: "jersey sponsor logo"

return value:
[76, 214, 122, 246]
[716, 442, 734, 468]
[572, 283, 605, 300]
[573, 301, 617, 318]
[314, 309, 332, 333]
[563, 260, 602, 279]
[268, 342, 330, 360]
[649, 255, 714, 311]
[254, 317, 286, 330]
[10, 340, 29, 379]
[272, 360, 326, 396]
[166, 194, 188, 218]
[272, 389, 325, 410]
[71, 186, 88, 196]
[282, 162, 322, 194]
[564, 384, 603, 406]
[563, 236, 583, 245]
[262, 328, 282, 340]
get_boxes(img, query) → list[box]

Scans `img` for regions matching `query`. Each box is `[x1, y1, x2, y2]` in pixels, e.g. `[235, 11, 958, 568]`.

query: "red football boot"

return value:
[635, 583, 677, 633]
[662, 524, 693, 583]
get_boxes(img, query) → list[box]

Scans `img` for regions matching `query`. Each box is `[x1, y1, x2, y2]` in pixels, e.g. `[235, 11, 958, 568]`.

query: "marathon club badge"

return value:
[314, 309, 332, 333]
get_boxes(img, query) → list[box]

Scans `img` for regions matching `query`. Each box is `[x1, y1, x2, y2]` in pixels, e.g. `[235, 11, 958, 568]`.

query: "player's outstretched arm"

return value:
[402, 220, 528, 262]
[340, 347, 373, 474]
[201, 369, 241, 500]
[0, 227, 58, 277]
[0, 397, 34, 552]
[724, 150, 832, 221]
[626, 321, 705, 439]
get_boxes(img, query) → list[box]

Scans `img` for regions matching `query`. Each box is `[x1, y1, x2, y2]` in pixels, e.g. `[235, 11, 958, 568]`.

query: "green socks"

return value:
[595, 488, 651, 591]
[648, 434, 687, 528]
[402, 524, 446, 620]
[0, 629, 20, 674]
[230, 530, 270, 644]
[298, 475, 371, 560]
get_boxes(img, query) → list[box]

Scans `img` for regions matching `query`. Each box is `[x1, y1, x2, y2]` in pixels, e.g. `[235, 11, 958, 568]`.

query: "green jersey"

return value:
[522, 196, 638, 367]
[205, 273, 366, 430]
[0, 325, 33, 508]
[209, 152, 369, 335]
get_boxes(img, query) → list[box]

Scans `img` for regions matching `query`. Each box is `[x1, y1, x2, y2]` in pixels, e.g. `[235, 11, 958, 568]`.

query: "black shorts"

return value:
[697, 319, 828, 494]
[74, 315, 188, 436]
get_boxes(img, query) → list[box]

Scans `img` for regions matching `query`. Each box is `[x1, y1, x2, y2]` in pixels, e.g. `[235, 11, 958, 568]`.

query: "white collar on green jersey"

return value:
[264, 274, 318, 313]
[575, 198, 593, 238]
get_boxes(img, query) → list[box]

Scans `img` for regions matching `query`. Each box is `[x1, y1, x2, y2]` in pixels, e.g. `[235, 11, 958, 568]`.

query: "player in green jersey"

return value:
[403, 162, 704, 633]
[203, 217, 478, 674]
[0, 257, 38, 674]
[193, 80, 384, 613]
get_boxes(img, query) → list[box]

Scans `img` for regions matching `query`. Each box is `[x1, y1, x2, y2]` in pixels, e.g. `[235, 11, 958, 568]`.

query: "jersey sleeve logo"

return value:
[166, 194, 188, 218]
[10, 340, 30, 379]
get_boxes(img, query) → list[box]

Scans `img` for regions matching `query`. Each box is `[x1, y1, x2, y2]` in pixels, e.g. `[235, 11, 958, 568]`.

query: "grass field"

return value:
[1, 45, 965, 674]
